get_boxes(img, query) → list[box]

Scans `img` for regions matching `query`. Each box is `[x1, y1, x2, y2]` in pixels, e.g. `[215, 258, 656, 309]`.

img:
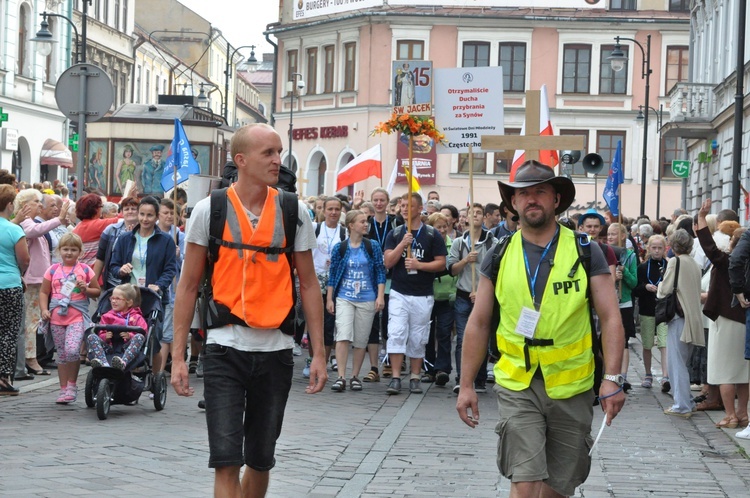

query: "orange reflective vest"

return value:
[210, 186, 294, 331]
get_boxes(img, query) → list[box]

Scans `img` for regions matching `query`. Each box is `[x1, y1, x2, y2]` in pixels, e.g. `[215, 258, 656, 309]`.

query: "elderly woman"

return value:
[16, 189, 71, 375]
[0, 185, 30, 394]
[658, 228, 705, 417]
[696, 199, 749, 428]
[72, 193, 120, 268]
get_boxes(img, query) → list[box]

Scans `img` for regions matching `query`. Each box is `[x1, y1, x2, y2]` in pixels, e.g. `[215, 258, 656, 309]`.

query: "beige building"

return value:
[269, 1, 692, 219]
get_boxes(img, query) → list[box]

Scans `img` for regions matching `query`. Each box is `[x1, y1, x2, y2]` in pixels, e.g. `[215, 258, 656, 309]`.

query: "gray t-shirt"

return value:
[480, 232, 609, 306]
[186, 194, 316, 352]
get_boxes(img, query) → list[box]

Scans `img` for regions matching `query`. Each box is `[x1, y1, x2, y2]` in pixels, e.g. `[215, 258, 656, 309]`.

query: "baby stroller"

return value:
[83, 287, 167, 420]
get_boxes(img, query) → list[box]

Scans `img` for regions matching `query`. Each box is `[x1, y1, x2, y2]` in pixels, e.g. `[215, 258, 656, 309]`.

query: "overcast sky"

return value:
[177, 0, 280, 57]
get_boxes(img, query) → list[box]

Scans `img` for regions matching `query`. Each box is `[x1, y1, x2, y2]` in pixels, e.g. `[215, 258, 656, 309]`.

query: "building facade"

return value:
[270, 1, 691, 219]
[665, 0, 749, 217]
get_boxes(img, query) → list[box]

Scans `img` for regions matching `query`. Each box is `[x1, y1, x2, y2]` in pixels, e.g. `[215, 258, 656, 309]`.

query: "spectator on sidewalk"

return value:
[659, 228, 704, 417]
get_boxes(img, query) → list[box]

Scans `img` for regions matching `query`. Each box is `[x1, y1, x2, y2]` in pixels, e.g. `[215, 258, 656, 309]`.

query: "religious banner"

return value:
[434, 66, 504, 155]
[392, 60, 433, 115]
[395, 133, 436, 185]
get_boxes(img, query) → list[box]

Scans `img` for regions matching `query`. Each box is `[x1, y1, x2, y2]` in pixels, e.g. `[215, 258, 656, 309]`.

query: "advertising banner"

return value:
[293, 0, 383, 21]
[395, 133, 436, 186]
[389, 0, 603, 7]
[392, 60, 433, 115]
[434, 66, 504, 155]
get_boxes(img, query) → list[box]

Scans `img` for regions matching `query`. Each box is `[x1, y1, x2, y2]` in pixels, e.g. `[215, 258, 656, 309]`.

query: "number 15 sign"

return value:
[392, 60, 433, 115]
[434, 66, 504, 155]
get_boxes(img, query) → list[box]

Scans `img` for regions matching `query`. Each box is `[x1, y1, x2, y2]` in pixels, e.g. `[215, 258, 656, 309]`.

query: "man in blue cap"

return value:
[578, 209, 617, 275]
[142, 144, 165, 194]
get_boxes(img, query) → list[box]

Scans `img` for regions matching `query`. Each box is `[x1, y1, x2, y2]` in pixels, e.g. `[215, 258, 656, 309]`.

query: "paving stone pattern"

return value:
[2, 337, 750, 497]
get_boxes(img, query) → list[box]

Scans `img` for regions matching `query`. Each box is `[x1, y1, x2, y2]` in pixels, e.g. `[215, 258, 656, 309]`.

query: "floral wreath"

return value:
[372, 113, 445, 144]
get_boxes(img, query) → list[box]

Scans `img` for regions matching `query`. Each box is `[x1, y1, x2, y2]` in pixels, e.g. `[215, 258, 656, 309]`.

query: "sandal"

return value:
[25, 365, 51, 376]
[641, 374, 653, 389]
[738, 417, 749, 428]
[330, 377, 346, 392]
[716, 416, 739, 429]
[350, 377, 362, 391]
[363, 370, 379, 383]
[696, 400, 724, 411]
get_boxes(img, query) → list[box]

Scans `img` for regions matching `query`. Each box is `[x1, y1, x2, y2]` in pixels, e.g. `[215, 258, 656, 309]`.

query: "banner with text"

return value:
[389, 0, 603, 7]
[395, 133, 436, 186]
[392, 60, 433, 115]
[294, 0, 383, 20]
[434, 66, 504, 155]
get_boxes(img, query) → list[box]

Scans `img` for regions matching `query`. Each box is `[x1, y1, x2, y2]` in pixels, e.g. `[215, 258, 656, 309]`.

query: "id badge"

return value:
[137, 277, 146, 287]
[515, 307, 540, 339]
[60, 280, 76, 298]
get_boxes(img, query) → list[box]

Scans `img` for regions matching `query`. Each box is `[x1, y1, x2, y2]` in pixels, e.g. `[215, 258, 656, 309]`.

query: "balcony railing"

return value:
[667, 82, 715, 122]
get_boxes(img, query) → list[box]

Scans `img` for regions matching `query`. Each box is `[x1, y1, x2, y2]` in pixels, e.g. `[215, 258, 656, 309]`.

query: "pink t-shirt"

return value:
[45, 262, 93, 326]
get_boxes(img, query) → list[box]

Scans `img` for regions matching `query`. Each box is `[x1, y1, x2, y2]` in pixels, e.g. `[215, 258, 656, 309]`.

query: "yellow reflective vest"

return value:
[493, 228, 594, 399]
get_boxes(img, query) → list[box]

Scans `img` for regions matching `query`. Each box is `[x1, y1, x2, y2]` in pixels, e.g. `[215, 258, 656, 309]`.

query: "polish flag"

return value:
[509, 84, 559, 181]
[336, 144, 382, 191]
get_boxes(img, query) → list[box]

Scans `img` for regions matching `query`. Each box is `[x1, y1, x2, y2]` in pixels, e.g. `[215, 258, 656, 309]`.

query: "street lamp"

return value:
[636, 104, 664, 219]
[197, 82, 224, 114]
[287, 72, 305, 172]
[609, 34, 651, 217]
[31, 1, 91, 64]
[224, 44, 258, 122]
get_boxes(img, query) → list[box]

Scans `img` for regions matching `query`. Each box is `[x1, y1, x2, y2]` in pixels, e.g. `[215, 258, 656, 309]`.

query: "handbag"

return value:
[655, 256, 681, 325]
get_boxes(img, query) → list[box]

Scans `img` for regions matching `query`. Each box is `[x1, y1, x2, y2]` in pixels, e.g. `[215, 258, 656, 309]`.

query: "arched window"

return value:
[317, 156, 327, 196]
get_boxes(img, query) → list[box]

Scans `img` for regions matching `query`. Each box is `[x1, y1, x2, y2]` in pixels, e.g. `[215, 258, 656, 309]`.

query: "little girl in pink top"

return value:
[39, 233, 101, 404]
[86, 284, 147, 371]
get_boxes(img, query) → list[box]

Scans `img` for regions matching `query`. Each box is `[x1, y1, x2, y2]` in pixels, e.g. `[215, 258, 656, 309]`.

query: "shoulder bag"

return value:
[655, 256, 681, 325]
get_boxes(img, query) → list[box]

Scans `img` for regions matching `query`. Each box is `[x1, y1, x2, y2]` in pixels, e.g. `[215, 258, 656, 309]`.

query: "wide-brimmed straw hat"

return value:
[497, 161, 575, 216]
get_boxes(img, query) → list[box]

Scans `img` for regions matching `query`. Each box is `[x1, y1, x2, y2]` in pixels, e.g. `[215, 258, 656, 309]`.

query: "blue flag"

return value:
[161, 119, 201, 192]
[603, 140, 623, 217]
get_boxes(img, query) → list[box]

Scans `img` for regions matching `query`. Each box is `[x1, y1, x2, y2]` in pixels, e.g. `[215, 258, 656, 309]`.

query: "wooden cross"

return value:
[481, 90, 585, 166]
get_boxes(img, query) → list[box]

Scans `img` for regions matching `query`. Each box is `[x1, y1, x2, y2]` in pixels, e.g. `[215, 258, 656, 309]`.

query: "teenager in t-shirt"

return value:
[383, 193, 447, 395]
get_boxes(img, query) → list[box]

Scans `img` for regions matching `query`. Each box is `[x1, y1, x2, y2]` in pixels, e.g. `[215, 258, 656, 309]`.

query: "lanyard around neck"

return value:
[523, 226, 559, 306]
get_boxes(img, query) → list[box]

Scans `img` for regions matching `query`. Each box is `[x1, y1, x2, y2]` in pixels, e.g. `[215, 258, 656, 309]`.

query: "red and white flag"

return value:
[509, 84, 559, 181]
[336, 144, 382, 191]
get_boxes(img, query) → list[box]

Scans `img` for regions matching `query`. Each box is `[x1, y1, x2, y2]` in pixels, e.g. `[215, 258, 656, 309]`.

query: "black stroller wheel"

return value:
[96, 381, 111, 420]
[153, 371, 167, 411]
[84, 370, 98, 408]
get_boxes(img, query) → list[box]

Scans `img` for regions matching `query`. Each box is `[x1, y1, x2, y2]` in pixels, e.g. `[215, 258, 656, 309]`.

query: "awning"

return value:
[40, 138, 73, 169]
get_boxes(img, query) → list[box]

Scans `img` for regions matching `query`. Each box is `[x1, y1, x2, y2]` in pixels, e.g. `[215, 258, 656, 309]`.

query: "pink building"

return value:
[269, 1, 690, 219]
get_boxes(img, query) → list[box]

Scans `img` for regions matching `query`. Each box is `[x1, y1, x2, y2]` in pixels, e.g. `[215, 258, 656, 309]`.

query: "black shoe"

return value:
[198, 399, 205, 409]
[14, 374, 34, 381]
[474, 381, 487, 394]
[0, 383, 20, 396]
[661, 379, 671, 393]
[435, 371, 449, 386]
[452, 384, 460, 394]
[420, 373, 435, 383]
[409, 378, 423, 394]
[386, 378, 401, 395]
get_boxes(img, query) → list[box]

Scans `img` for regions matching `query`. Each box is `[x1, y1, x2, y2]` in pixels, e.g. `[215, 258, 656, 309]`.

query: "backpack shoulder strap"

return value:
[363, 237, 373, 258]
[277, 189, 299, 256]
[314, 222, 321, 238]
[339, 225, 346, 241]
[208, 187, 229, 265]
[490, 235, 512, 283]
[487, 235, 512, 362]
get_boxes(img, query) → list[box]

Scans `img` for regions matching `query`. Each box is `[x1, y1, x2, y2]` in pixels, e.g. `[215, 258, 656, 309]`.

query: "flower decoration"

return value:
[372, 113, 446, 144]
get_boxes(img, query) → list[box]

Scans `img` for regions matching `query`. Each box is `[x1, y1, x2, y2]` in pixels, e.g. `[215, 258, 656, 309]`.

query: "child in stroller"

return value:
[86, 284, 146, 369]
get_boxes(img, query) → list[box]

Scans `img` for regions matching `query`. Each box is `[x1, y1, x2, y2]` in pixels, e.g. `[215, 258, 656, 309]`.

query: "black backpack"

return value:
[200, 187, 300, 334]
[487, 231, 601, 396]
[337, 237, 374, 259]
[315, 222, 347, 242]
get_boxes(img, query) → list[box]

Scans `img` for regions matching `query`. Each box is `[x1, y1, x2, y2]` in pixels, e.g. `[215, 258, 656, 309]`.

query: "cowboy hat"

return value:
[497, 160, 575, 216]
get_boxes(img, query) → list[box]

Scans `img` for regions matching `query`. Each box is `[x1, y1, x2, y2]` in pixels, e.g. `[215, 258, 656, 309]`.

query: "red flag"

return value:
[336, 145, 381, 191]
[509, 84, 559, 181]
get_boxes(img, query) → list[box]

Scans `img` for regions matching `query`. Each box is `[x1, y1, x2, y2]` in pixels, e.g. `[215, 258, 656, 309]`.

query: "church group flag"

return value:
[336, 144, 382, 191]
[161, 118, 201, 192]
[603, 140, 624, 217]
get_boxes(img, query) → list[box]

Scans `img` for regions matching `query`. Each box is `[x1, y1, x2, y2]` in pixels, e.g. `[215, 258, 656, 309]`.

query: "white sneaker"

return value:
[736, 426, 750, 439]
[293, 344, 302, 356]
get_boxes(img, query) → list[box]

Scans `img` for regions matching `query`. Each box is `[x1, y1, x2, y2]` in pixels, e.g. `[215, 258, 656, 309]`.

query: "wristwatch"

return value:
[602, 374, 625, 387]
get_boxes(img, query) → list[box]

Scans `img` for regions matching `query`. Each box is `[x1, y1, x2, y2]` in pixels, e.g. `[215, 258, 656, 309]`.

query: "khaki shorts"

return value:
[494, 375, 594, 496]
[639, 315, 667, 350]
